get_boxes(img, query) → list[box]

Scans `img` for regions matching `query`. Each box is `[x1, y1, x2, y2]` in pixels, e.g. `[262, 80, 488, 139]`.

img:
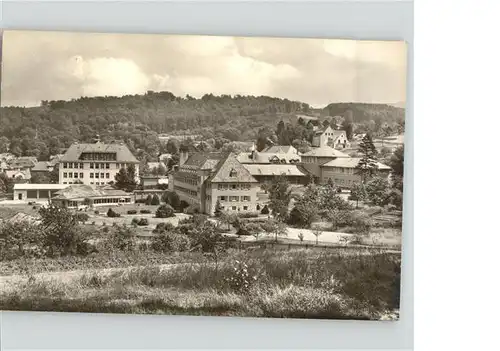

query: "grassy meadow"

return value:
[0, 248, 401, 320]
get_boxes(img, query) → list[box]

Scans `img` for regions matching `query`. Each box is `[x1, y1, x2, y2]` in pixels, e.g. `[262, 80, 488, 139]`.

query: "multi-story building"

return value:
[58, 138, 139, 186]
[312, 126, 350, 149]
[320, 158, 391, 188]
[172, 152, 261, 215]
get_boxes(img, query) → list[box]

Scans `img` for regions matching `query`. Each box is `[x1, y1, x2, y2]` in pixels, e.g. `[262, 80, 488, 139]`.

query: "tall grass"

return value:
[0, 249, 401, 320]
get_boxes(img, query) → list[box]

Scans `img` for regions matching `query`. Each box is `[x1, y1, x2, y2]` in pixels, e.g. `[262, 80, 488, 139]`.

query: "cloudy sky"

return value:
[1, 30, 407, 108]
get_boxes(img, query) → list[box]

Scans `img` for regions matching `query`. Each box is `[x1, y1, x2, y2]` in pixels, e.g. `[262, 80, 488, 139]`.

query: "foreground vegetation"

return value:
[0, 248, 400, 320]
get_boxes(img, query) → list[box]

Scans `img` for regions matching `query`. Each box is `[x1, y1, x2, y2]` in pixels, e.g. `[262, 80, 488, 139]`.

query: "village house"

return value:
[300, 145, 350, 165]
[140, 175, 168, 189]
[312, 126, 350, 149]
[58, 136, 140, 186]
[30, 161, 55, 179]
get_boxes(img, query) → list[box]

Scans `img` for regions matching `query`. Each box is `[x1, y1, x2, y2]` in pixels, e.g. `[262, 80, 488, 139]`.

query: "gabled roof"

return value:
[322, 157, 391, 170]
[181, 152, 226, 170]
[8, 157, 37, 169]
[5, 169, 31, 179]
[60, 143, 139, 163]
[207, 153, 258, 183]
[300, 146, 350, 158]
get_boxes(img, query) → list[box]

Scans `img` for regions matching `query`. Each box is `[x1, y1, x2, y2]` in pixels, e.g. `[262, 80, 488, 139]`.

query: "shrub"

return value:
[106, 208, 120, 218]
[162, 191, 181, 210]
[127, 210, 138, 215]
[186, 204, 200, 214]
[224, 260, 257, 293]
[346, 210, 373, 234]
[91, 221, 96, 225]
[179, 200, 190, 212]
[237, 212, 259, 219]
[260, 205, 270, 215]
[75, 213, 89, 223]
[139, 209, 152, 214]
[151, 194, 160, 206]
[105, 225, 136, 251]
[145, 194, 153, 205]
[94, 210, 100, 215]
[151, 232, 191, 252]
[137, 218, 149, 226]
[153, 222, 176, 234]
[156, 204, 175, 218]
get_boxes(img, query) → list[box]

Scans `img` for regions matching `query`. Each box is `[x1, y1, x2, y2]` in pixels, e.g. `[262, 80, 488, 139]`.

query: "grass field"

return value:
[0, 248, 401, 320]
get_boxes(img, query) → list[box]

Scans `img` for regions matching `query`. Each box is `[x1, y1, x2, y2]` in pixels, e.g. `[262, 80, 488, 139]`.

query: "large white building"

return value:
[58, 139, 139, 186]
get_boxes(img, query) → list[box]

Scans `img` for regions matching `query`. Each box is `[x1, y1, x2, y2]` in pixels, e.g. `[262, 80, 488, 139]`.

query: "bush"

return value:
[127, 210, 138, 215]
[260, 205, 270, 215]
[151, 194, 160, 206]
[156, 204, 175, 218]
[139, 209, 152, 214]
[137, 218, 149, 226]
[106, 208, 120, 218]
[151, 232, 191, 252]
[162, 191, 181, 210]
[94, 210, 100, 215]
[145, 194, 153, 205]
[186, 204, 200, 214]
[237, 212, 259, 219]
[153, 222, 176, 234]
[345, 211, 373, 234]
[104, 225, 136, 251]
[179, 200, 190, 212]
[135, 199, 146, 204]
[75, 213, 89, 223]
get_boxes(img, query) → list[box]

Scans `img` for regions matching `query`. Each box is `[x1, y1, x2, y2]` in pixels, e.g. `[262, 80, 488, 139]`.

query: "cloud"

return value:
[0, 30, 408, 107]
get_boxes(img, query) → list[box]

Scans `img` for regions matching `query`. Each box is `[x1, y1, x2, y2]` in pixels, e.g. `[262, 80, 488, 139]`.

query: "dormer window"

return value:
[229, 169, 238, 178]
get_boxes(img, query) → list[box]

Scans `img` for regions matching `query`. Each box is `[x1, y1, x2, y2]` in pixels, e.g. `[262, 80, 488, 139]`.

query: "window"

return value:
[95, 173, 99, 179]
[90, 173, 94, 178]
[90, 163, 94, 169]
[242, 196, 250, 202]
[229, 196, 239, 202]
[63, 172, 67, 178]
[243, 206, 248, 211]
[63, 182, 67, 184]
[63, 163, 67, 169]
[74, 173, 78, 178]
[90, 182, 94, 185]
[231, 184, 238, 190]
[69, 173, 73, 178]
[229, 169, 238, 177]
[101, 173, 104, 179]
[106, 173, 110, 179]
[80, 163, 83, 169]
[106, 163, 110, 169]
[219, 196, 227, 202]
[100, 163, 105, 169]
[80, 173, 83, 178]
[116, 164, 120, 169]
[232, 206, 237, 211]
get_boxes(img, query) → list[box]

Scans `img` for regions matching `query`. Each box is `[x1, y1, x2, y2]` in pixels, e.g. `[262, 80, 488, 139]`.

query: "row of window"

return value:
[216, 183, 252, 191]
[218, 195, 251, 202]
[175, 176, 198, 186]
[90, 173, 110, 179]
[80, 152, 117, 161]
[174, 185, 197, 197]
[63, 172, 84, 179]
[328, 167, 355, 174]
[218, 205, 249, 211]
[62, 162, 131, 169]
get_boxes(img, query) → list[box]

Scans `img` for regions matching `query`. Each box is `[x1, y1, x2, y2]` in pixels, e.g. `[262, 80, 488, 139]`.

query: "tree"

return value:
[268, 174, 292, 221]
[151, 194, 160, 205]
[260, 205, 270, 215]
[349, 183, 368, 208]
[191, 221, 227, 274]
[287, 183, 321, 228]
[162, 191, 180, 210]
[365, 176, 391, 206]
[156, 204, 175, 218]
[298, 232, 304, 242]
[355, 133, 378, 183]
[220, 211, 236, 230]
[390, 145, 405, 177]
[214, 200, 223, 217]
[0, 136, 10, 153]
[115, 164, 137, 191]
[166, 138, 180, 154]
[0, 173, 13, 194]
[145, 194, 153, 205]
[261, 218, 288, 242]
[312, 226, 323, 245]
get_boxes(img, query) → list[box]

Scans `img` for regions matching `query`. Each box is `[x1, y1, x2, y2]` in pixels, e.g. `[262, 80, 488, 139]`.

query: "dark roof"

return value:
[60, 143, 139, 163]
[181, 152, 227, 170]
[261, 145, 296, 154]
[207, 153, 258, 183]
[300, 146, 350, 158]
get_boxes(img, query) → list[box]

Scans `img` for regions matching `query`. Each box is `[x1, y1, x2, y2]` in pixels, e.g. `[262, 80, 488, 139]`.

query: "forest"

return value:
[0, 91, 405, 163]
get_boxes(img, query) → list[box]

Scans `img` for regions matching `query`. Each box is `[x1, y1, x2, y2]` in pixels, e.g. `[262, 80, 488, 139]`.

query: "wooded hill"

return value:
[0, 92, 405, 162]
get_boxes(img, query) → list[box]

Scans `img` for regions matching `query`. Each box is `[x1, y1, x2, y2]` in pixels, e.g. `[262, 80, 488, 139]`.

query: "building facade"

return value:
[172, 152, 262, 215]
[58, 139, 139, 186]
[51, 184, 131, 208]
[320, 158, 391, 188]
[312, 126, 350, 149]
[13, 183, 68, 201]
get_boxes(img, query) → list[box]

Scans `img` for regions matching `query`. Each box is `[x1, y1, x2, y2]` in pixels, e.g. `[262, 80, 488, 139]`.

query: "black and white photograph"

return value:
[0, 30, 407, 320]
